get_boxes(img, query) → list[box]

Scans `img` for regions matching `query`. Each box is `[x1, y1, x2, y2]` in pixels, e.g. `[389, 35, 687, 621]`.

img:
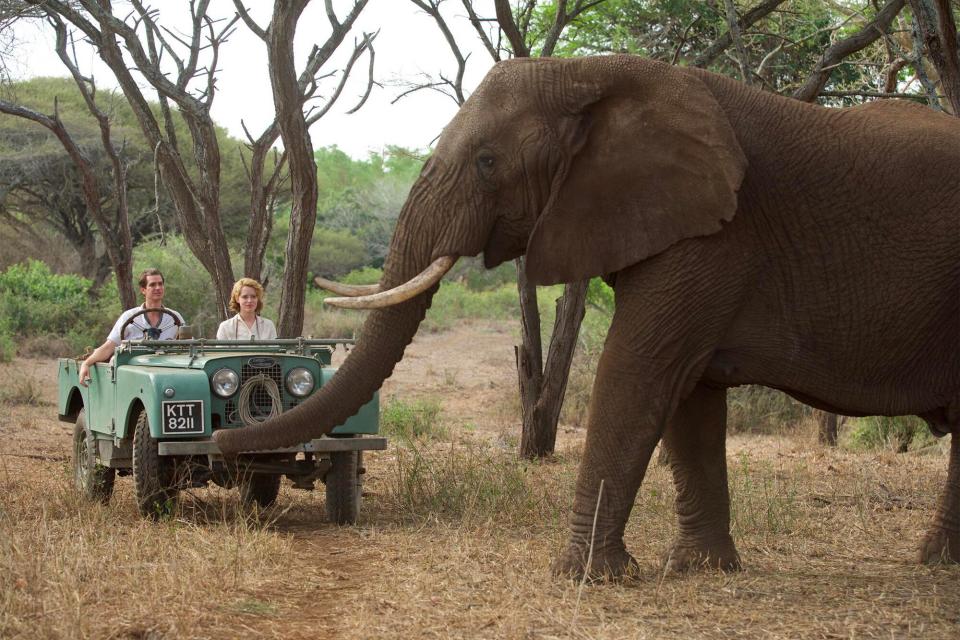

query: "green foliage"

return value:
[844, 415, 937, 452]
[422, 282, 521, 332]
[380, 398, 448, 444]
[341, 266, 382, 285]
[132, 238, 226, 338]
[537, 0, 905, 102]
[0, 321, 15, 363]
[308, 227, 368, 278]
[313, 145, 425, 269]
[0, 260, 111, 353]
[585, 277, 614, 314]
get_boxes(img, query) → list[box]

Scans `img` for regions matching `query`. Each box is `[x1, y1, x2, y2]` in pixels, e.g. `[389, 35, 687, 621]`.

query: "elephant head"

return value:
[213, 55, 746, 455]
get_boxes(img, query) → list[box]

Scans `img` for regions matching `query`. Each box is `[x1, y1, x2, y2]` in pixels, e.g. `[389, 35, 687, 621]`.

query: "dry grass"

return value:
[1, 335, 958, 639]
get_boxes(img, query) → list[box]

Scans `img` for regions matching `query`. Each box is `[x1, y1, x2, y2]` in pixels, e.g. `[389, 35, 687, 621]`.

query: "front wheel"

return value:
[325, 451, 362, 525]
[73, 410, 115, 504]
[133, 409, 178, 518]
[238, 472, 282, 509]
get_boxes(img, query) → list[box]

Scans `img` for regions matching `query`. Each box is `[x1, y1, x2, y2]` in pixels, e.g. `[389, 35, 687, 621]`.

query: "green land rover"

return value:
[58, 335, 383, 522]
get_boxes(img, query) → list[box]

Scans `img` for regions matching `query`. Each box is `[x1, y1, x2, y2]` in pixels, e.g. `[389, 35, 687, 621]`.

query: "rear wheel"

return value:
[73, 410, 115, 504]
[325, 451, 361, 525]
[133, 409, 178, 518]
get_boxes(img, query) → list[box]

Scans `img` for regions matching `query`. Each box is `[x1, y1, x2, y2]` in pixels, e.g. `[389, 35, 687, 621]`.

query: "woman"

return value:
[216, 278, 278, 340]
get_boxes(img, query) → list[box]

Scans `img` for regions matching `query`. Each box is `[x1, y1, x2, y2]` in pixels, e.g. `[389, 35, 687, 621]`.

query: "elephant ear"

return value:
[525, 65, 747, 285]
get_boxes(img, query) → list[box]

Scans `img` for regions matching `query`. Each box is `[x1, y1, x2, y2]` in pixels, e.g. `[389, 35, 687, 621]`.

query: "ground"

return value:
[0, 321, 957, 639]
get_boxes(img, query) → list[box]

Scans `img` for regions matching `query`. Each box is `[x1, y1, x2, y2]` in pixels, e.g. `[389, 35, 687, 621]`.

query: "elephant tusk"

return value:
[313, 276, 381, 297]
[324, 256, 456, 309]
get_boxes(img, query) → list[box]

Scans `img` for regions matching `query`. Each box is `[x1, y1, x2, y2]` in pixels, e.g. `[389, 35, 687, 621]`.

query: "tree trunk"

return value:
[516, 255, 588, 459]
[519, 280, 588, 459]
[816, 410, 839, 446]
[269, 0, 318, 338]
[908, 0, 960, 114]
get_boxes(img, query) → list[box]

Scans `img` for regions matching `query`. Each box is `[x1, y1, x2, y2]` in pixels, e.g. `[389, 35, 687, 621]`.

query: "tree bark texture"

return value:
[518, 274, 588, 460]
[793, 0, 906, 102]
[0, 99, 136, 308]
[36, 1, 237, 317]
[908, 0, 960, 114]
[269, 0, 318, 338]
[816, 410, 839, 446]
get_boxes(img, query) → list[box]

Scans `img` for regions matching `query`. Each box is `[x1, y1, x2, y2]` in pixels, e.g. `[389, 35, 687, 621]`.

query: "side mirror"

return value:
[177, 325, 194, 340]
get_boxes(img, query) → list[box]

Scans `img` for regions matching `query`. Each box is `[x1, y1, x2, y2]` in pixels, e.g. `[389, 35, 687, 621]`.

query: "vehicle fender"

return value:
[116, 366, 212, 439]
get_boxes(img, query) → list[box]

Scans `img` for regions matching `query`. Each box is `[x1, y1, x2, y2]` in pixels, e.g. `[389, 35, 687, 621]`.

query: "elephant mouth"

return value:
[322, 255, 457, 310]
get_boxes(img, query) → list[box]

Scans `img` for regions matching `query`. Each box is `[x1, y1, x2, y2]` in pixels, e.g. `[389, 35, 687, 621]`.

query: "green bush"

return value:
[132, 238, 229, 338]
[380, 398, 448, 444]
[309, 228, 368, 279]
[341, 266, 382, 285]
[844, 415, 936, 452]
[0, 261, 111, 354]
[0, 323, 14, 363]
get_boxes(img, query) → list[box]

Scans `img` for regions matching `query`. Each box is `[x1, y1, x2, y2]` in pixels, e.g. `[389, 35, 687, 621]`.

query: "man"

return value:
[78, 268, 185, 386]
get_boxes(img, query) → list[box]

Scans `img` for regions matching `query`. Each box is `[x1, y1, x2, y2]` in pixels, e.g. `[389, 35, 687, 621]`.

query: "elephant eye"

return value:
[477, 154, 495, 171]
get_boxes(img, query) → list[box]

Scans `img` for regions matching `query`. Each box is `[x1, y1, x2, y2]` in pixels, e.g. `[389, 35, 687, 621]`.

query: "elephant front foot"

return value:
[663, 535, 742, 574]
[918, 527, 960, 565]
[551, 542, 639, 582]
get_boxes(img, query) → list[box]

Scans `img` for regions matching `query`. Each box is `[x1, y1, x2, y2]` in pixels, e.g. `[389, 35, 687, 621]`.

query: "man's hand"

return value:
[78, 361, 92, 387]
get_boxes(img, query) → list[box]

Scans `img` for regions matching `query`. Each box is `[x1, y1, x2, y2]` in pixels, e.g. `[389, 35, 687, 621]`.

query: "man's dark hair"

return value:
[138, 268, 164, 288]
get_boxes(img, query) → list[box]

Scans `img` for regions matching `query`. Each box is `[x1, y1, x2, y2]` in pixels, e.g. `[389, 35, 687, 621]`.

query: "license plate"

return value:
[161, 400, 204, 435]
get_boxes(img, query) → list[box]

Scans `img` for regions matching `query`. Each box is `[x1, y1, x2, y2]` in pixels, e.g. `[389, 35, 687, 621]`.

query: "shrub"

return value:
[844, 415, 936, 452]
[309, 228, 368, 279]
[380, 397, 448, 444]
[0, 324, 14, 362]
[0, 261, 111, 354]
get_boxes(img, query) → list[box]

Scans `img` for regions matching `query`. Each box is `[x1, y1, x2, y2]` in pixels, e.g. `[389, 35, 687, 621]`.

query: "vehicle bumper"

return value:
[157, 436, 387, 456]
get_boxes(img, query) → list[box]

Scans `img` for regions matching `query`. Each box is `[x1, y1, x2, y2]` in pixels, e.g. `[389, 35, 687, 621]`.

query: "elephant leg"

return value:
[919, 431, 959, 564]
[661, 382, 740, 572]
[550, 347, 661, 581]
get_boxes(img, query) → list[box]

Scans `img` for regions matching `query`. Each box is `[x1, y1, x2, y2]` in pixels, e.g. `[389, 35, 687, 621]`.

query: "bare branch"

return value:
[494, 0, 529, 57]
[793, 0, 906, 102]
[232, 0, 267, 40]
[694, 0, 788, 68]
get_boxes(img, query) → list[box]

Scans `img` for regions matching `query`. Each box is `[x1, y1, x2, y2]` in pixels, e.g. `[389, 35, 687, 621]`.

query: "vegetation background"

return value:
[0, 1, 956, 637]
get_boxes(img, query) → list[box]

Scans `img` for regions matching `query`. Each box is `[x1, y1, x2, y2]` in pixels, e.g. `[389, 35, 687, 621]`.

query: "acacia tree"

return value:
[403, 0, 604, 459]
[233, 0, 375, 336]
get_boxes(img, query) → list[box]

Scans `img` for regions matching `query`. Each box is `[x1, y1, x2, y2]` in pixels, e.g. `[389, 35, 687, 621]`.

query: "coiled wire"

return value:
[236, 373, 282, 426]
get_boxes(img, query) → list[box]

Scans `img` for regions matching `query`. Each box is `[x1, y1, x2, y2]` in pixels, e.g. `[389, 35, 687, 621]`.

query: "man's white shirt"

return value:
[107, 306, 184, 344]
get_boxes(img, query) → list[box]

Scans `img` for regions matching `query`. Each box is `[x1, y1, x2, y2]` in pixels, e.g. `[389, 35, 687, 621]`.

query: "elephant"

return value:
[215, 55, 960, 578]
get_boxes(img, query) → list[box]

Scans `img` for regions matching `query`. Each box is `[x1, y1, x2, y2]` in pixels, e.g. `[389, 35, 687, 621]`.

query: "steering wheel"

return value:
[119, 307, 181, 341]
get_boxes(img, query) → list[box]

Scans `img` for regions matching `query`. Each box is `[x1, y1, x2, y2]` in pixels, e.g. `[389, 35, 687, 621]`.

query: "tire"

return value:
[72, 410, 115, 504]
[132, 409, 178, 518]
[238, 472, 282, 508]
[325, 450, 361, 525]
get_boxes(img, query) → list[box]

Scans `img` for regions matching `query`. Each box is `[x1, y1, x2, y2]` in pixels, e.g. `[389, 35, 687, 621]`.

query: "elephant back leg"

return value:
[919, 430, 960, 564]
[661, 382, 741, 572]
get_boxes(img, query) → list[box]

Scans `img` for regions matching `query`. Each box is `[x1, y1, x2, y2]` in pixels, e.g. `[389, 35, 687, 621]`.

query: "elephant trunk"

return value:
[212, 296, 432, 455]
[214, 188, 446, 456]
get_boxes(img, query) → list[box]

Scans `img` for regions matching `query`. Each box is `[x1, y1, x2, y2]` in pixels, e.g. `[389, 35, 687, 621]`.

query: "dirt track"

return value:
[1, 321, 958, 639]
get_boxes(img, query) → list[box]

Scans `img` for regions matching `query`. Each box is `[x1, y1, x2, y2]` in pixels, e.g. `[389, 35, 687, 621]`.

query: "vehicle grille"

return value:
[224, 360, 303, 425]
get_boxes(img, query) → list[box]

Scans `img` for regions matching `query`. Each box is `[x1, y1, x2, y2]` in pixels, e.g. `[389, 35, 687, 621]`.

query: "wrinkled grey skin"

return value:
[215, 55, 960, 577]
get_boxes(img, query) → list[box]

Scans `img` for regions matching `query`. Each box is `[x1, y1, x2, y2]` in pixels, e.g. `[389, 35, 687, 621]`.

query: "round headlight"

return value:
[211, 368, 239, 398]
[286, 367, 314, 397]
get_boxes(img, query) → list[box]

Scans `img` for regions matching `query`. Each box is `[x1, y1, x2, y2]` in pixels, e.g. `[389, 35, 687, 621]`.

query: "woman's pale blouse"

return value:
[216, 314, 278, 340]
